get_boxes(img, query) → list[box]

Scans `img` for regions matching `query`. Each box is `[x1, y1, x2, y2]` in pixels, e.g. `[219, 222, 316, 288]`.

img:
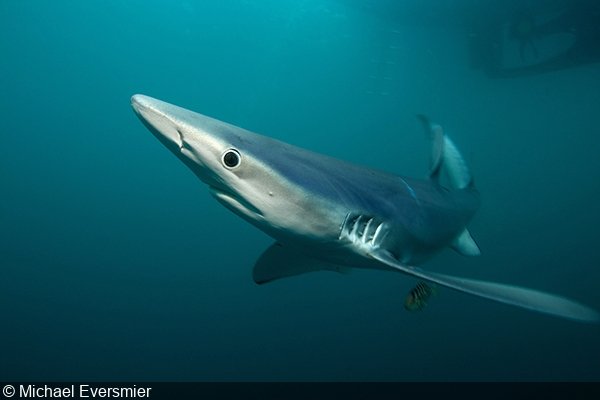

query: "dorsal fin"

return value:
[442, 135, 472, 189]
[418, 115, 473, 189]
[418, 114, 444, 183]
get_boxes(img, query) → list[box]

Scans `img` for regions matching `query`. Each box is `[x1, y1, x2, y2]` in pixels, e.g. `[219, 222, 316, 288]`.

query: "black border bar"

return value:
[1, 382, 599, 400]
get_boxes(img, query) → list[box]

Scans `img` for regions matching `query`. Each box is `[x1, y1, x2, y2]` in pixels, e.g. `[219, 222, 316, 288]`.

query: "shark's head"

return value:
[131, 94, 271, 224]
[131, 94, 340, 240]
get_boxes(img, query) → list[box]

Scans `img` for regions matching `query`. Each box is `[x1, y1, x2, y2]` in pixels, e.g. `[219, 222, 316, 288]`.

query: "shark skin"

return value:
[131, 94, 599, 323]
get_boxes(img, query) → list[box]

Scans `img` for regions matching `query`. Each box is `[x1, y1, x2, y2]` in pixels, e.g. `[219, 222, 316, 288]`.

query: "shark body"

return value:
[131, 94, 598, 323]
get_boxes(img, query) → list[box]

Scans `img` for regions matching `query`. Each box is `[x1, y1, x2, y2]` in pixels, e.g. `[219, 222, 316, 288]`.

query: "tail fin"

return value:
[418, 115, 473, 189]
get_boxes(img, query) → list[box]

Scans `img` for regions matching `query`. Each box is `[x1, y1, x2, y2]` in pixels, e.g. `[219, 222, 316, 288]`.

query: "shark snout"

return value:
[130, 94, 151, 113]
[131, 94, 184, 149]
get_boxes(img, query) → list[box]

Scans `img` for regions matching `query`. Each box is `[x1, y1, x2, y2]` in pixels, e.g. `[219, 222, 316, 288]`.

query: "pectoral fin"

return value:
[253, 242, 348, 285]
[370, 248, 599, 323]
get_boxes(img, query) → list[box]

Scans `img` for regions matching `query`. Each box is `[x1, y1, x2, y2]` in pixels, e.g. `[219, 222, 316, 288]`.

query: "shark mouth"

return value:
[208, 186, 264, 220]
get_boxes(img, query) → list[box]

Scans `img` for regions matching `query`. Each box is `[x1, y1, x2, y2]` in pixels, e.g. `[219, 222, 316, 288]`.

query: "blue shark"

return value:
[131, 94, 599, 323]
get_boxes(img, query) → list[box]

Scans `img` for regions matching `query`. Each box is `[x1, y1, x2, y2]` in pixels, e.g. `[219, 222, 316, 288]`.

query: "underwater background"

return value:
[1, 0, 599, 381]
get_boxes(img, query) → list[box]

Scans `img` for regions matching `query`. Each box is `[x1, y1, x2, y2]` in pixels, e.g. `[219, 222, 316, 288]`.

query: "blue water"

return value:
[1, 0, 599, 381]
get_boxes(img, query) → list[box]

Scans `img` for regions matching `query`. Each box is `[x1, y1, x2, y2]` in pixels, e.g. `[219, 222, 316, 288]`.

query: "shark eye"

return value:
[222, 149, 241, 169]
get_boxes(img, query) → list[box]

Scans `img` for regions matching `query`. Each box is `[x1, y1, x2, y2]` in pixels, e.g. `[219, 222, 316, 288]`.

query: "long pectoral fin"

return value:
[370, 249, 599, 323]
[253, 243, 348, 285]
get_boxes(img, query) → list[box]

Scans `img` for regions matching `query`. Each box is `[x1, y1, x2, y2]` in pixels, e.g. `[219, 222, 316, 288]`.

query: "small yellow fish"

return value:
[404, 281, 436, 311]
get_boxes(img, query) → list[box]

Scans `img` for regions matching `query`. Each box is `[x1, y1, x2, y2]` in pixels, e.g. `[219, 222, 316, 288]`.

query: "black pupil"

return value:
[223, 151, 240, 168]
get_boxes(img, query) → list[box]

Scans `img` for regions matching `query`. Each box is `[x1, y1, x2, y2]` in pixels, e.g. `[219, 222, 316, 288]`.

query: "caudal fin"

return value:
[418, 115, 473, 190]
[371, 248, 600, 323]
